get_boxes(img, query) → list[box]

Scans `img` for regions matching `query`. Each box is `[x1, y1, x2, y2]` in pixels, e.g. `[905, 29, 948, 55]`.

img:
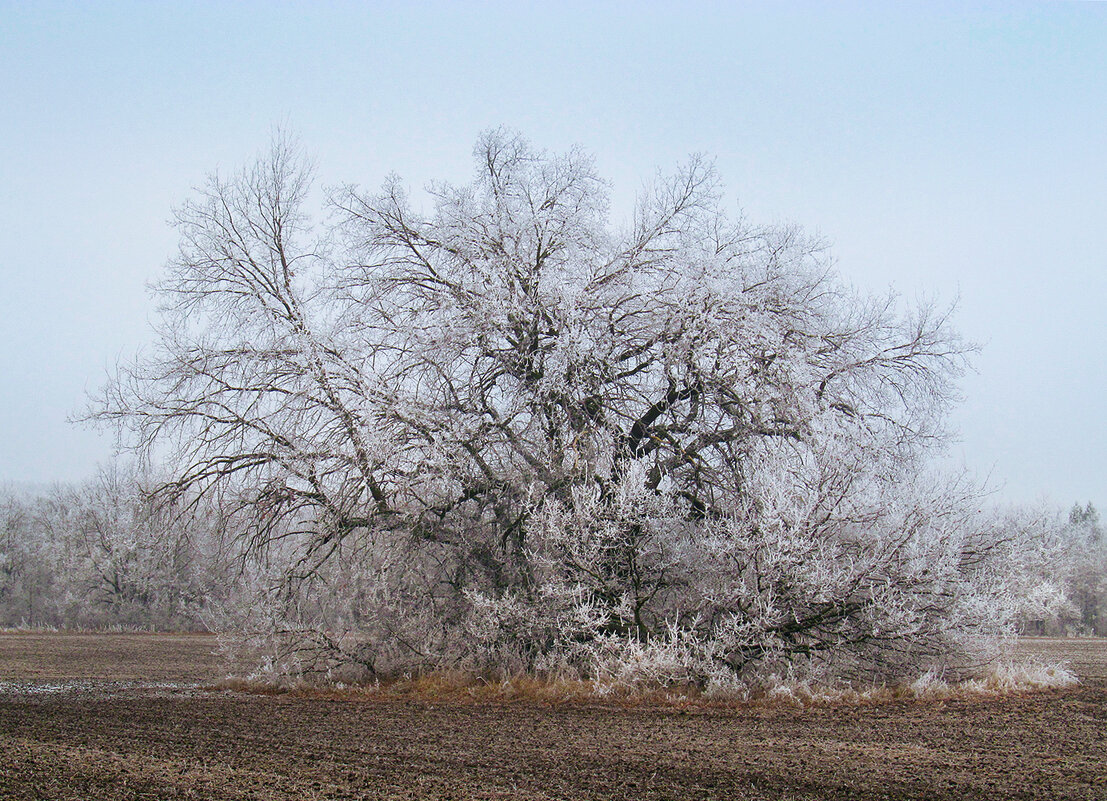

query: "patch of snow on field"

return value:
[0, 680, 198, 697]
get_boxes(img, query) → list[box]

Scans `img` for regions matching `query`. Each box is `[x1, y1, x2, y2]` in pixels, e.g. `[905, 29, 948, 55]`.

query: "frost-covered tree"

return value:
[1063, 503, 1105, 635]
[92, 131, 1054, 685]
[0, 489, 52, 627]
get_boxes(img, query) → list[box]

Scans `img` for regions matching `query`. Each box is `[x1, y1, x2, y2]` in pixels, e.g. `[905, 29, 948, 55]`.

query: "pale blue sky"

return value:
[2, 2, 1104, 510]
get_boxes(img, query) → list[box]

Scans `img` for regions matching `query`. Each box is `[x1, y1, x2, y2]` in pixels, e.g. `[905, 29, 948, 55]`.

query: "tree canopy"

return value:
[93, 131, 1048, 687]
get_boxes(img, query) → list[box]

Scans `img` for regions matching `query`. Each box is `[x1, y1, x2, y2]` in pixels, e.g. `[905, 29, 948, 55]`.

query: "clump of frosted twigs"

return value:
[712, 660, 1078, 707]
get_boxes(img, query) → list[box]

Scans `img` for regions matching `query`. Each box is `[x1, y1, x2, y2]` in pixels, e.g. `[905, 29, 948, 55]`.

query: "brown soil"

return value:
[0, 634, 1104, 800]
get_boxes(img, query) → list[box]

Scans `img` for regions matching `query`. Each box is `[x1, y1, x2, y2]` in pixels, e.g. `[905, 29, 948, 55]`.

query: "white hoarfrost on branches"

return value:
[92, 130, 1058, 687]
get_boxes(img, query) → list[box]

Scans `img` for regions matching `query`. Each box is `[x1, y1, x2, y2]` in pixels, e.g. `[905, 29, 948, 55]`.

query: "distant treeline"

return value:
[0, 466, 238, 631]
[1034, 502, 1106, 637]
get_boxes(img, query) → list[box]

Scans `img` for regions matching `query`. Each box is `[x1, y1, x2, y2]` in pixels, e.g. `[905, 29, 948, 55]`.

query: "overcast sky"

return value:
[1, 2, 1104, 511]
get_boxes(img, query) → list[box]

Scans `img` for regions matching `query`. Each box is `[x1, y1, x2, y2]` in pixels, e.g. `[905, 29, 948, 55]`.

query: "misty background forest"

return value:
[2, 133, 1104, 691]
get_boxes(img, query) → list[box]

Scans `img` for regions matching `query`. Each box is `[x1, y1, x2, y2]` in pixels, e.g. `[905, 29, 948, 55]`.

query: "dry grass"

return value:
[214, 658, 1079, 711]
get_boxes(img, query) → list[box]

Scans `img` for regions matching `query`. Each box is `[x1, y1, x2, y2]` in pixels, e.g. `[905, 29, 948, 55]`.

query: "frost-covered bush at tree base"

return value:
[86, 130, 1078, 687]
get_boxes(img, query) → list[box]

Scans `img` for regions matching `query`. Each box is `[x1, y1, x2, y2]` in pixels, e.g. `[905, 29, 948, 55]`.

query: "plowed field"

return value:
[0, 633, 1104, 800]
